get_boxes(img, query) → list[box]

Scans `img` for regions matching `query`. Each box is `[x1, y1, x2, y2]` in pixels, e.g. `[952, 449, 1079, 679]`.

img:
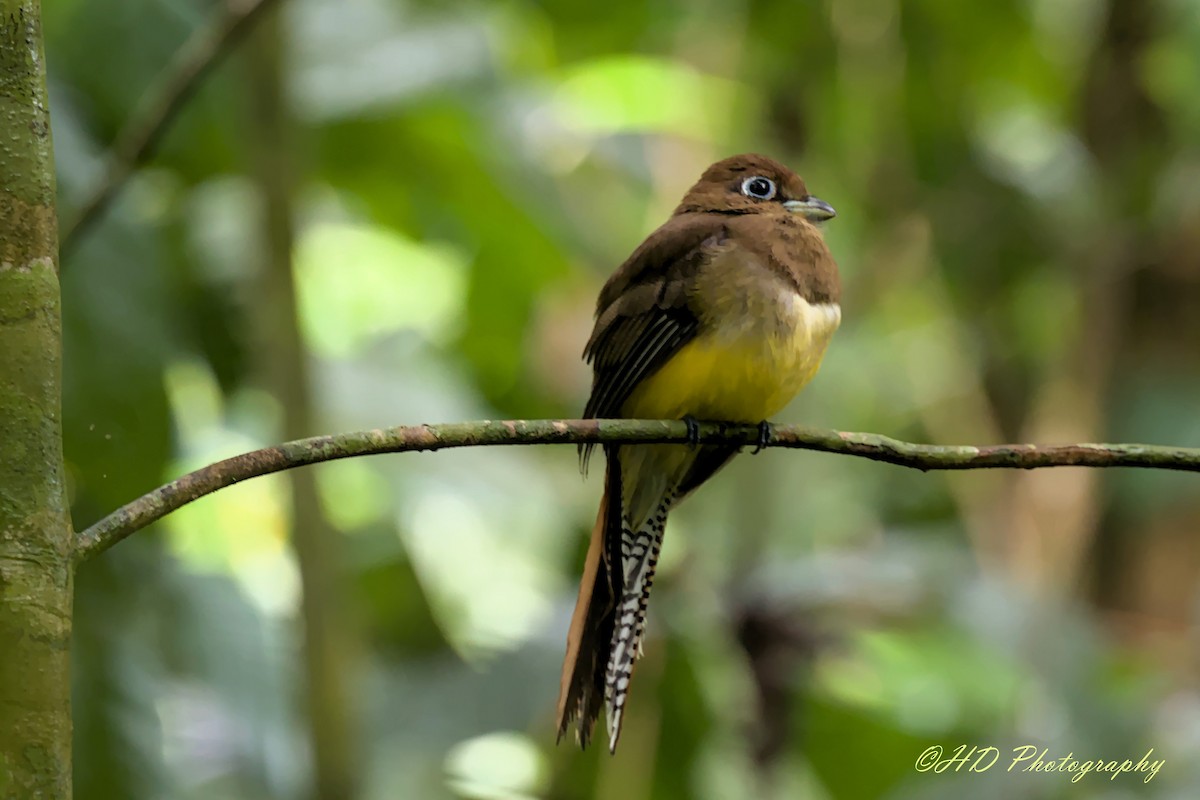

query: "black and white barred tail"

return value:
[556, 443, 736, 752]
[603, 491, 673, 751]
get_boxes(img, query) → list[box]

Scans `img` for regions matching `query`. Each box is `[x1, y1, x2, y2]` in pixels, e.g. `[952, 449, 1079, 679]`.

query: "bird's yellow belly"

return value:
[624, 299, 841, 422]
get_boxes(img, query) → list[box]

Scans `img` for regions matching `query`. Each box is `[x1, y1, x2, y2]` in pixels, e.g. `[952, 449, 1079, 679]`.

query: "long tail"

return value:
[557, 446, 678, 753]
[557, 443, 740, 751]
[603, 486, 673, 751]
[556, 448, 623, 748]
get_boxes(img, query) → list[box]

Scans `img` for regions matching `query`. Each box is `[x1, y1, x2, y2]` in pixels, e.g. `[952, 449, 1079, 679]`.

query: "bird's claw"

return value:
[751, 421, 771, 454]
[683, 416, 701, 447]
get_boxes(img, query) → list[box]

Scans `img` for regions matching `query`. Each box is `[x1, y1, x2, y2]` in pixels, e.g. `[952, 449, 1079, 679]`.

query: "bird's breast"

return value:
[624, 262, 841, 422]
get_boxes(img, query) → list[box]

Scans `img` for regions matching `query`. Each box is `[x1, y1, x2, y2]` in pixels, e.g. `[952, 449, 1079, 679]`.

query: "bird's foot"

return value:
[751, 421, 771, 454]
[683, 416, 702, 447]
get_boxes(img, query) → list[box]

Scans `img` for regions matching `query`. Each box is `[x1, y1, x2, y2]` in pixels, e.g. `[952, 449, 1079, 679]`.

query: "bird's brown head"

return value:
[674, 153, 836, 224]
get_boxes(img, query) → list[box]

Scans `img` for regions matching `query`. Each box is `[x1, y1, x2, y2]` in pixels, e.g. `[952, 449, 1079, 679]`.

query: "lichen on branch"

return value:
[74, 418, 1200, 564]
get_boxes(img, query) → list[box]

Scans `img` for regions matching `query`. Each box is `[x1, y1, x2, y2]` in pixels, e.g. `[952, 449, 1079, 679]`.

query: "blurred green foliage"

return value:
[47, 0, 1200, 798]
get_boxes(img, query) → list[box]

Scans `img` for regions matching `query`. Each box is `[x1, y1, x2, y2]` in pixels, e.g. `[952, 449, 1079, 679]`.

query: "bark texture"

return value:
[0, 1, 73, 797]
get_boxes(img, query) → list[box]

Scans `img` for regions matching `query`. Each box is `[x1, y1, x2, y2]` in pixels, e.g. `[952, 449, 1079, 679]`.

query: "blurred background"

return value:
[46, 0, 1200, 798]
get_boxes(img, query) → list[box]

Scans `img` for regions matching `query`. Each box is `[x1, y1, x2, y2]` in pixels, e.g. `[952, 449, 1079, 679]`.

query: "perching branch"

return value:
[74, 419, 1200, 563]
[60, 0, 284, 255]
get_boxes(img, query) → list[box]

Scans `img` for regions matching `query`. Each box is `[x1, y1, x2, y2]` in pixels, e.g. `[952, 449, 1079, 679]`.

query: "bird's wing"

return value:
[580, 214, 727, 467]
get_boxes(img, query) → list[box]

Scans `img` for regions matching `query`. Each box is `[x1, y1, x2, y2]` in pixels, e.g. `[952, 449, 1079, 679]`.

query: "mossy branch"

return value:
[1, 1, 74, 794]
[74, 419, 1200, 563]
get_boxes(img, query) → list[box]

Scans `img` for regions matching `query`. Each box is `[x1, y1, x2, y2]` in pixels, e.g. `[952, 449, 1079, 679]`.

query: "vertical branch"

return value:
[0, 0, 74, 796]
[1005, 0, 1165, 593]
[1076, 0, 1169, 608]
[246, 8, 360, 799]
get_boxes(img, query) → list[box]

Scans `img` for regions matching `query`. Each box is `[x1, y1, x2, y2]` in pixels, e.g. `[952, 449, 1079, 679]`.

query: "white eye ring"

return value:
[741, 176, 776, 200]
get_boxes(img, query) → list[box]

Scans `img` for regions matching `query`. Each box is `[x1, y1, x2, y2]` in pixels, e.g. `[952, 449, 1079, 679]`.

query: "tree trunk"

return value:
[247, 8, 361, 798]
[0, 1, 74, 797]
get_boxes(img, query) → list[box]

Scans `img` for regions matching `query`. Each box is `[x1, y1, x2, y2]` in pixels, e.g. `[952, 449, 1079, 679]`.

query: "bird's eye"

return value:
[741, 176, 776, 200]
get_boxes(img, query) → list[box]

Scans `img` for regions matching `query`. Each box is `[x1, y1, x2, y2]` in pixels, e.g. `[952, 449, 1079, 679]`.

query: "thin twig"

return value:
[73, 419, 1200, 563]
[59, 0, 284, 255]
